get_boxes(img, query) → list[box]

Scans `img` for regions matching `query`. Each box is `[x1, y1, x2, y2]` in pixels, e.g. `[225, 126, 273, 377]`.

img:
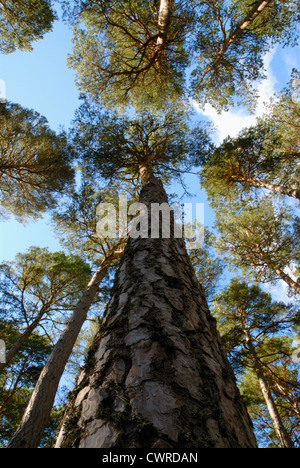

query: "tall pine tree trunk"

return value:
[244, 334, 294, 449]
[7, 251, 123, 449]
[55, 175, 257, 448]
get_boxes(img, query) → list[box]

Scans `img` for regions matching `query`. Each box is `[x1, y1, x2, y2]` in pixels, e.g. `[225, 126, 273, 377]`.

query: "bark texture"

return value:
[56, 177, 257, 449]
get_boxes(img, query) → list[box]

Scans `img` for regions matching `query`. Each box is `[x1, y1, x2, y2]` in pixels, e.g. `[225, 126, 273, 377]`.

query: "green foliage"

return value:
[70, 100, 210, 185]
[200, 122, 300, 202]
[191, 0, 300, 111]
[239, 366, 300, 448]
[198, 70, 300, 301]
[66, 0, 192, 111]
[0, 318, 65, 447]
[189, 227, 225, 303]
[0, 248, 93, 446]
[213, 278, 295, 362]
[0, 320, 53, 446]
[213, 278, 300, 447]
[214, 196, 300, 292]
[199, 72, 300, 204]
[230, 0, 300, 46]
[213, 278, 296, 376]
[267, 68, 300, 157]
[0, 0, 56, 53]
[63, 0, 300, 112]
[52, 180, 130, 265]
[2, 0, 300, 449]
[0, 102, 74, 220]
[0, 247, 92, 335]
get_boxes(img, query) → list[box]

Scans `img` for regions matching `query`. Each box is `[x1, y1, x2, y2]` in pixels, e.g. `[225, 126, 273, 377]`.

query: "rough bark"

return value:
[7, 252, 123, 449]
[55, 176, 257, 449]
[245, 334, 294, 448]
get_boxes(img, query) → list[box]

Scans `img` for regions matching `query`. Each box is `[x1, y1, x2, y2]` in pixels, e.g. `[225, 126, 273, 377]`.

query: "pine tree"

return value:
[0, 0, 56, 53]
[199, 74, 300, 203]
[54, 173, 257, 448]
[214, 196, 300, 296]
[10, 0, 300, 448]
[7, 184, 127, 449]
[65, 0, 300, 111]
[0, 247, 92, 373]
[189, 228, 225, 303]
[0, 102, 74, 220]
[213, 278, 298, 448]
[0, 323, 53, 446]
[45, 107, 257, 448]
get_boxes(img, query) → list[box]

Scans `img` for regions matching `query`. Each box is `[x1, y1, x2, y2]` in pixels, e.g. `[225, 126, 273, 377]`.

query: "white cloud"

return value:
[263, 280, 289, 304]
[193, 48, 278, 142]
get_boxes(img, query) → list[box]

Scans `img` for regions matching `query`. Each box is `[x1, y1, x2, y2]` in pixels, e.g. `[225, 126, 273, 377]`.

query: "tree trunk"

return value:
[275, 268, 300, 296]
[213, 0, 272, 68]
[227, 1, 271, 43]
[156, 0, 172, 50]
[0, 306, 47, 373]
[233, 176, 300, 201]
[55, 175, 257, 449]
[7, 252, 122, 449]
[245, 334, 294, 448]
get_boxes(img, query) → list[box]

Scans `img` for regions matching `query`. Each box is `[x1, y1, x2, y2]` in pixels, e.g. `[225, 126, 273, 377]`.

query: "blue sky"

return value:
[0, 20, 80, 132]
[0, 19, 80, 261]
[0, 15, 214, 263]
[0, 14, 299, 283]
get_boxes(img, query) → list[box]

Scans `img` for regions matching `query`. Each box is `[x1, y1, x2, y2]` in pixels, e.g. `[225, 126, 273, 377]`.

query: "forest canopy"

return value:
[0, 0, 299, 449]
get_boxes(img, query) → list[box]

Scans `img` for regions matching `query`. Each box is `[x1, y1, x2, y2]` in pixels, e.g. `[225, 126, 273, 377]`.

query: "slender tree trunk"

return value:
[275, 268, 300, 295]
[233, 176, 300, 200]
[213, 0, 272, 67]
[156, 0, 172, 50]
[244, 333, 294, 448]
[227, 1, 271, 44]
[55, 175, 257, 449]
[7, 252, 123, 449]
[0, 306, 48, 373]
